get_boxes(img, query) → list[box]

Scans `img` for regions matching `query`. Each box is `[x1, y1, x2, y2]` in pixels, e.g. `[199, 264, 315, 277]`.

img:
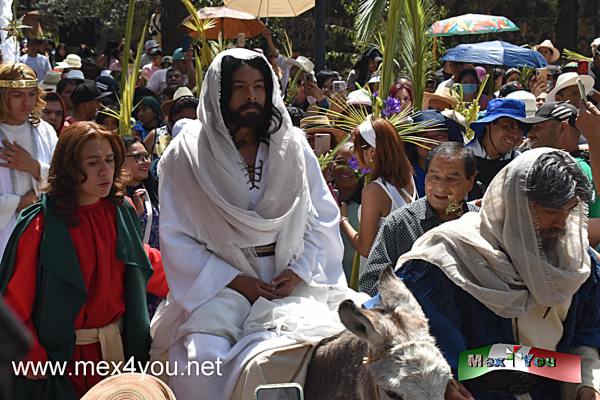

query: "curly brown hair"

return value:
[0, 63, 46, 126]
[45, 121, 128, 226]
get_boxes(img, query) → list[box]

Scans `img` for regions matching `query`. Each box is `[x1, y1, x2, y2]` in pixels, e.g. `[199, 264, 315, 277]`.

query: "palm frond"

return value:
[355, 0, 388, 44]
[180, 0, 218, 93]
[452, 74, 489, 141]
[120, 0, 137, 95]
[518, 66, 535, 88]
[318, 135, 351, 172]
[320, 93, 449, 151]
[117, 20, 148, 137]
[377, 0, 403, 114]
[563, 48, 591, 62]
[282, 30, 293, 59]
[399, 0, 438, 110]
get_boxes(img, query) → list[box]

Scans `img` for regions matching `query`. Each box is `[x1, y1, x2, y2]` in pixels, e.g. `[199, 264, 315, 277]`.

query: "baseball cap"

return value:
[526, 101, 578, 124]
[95, 75, 119, 94]
[145, 40, 159, 51]
[161, 56, 173, 66]
[71, 80, 112, 105]
[498, 82, 524, 98]
[150, 48, 163, 56]
[172, 48, 185, 61]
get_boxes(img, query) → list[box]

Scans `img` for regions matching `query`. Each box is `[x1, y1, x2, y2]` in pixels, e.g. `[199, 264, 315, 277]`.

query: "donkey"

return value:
[303, 267, 452, 400]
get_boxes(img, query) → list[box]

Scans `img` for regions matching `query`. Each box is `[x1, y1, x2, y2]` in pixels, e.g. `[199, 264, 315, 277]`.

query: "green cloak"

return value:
[0, 195, 153, 400]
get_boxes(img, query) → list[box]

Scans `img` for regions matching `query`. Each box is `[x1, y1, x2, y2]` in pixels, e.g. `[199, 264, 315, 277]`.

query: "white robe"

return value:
[0, 121, 56, 255]
[151, 133, 361, 400]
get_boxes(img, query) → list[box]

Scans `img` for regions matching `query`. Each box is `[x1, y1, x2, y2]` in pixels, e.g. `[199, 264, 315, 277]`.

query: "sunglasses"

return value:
[126, 152, 151, 164]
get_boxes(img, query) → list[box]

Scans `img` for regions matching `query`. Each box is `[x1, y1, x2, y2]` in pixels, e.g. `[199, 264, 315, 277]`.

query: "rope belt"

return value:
[75, 318, 124, 367]
[243, 242, 277, 257]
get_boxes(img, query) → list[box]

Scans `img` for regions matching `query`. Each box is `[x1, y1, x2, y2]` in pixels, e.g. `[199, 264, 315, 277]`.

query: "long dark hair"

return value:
[45, 122, 127, 226]
[353, 48, 382, 88]
[219, 55, 283, 143]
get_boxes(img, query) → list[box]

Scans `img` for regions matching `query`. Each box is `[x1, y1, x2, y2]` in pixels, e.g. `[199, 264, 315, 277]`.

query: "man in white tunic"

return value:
[151, 49, 351, 399]
[0, 63, 57, 255]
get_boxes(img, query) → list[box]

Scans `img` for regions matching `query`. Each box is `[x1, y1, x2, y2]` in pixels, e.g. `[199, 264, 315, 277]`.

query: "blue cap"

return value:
[413, 110, 464, 143]
[172, 47, 185, 61]
[470, 98, 533, 137]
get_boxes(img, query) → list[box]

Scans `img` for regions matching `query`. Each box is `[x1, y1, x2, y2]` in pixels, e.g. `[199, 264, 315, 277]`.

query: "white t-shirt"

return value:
[147, 68, 189, 95]
[19, 54, 51, 82]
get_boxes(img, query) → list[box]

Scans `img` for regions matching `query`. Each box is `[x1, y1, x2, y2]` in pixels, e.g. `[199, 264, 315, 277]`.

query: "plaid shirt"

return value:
[359, 197, 478, 296]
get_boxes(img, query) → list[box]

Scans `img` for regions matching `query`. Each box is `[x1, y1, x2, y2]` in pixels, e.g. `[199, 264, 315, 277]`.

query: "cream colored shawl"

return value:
[396, 148, 591, 318]
[159, 48, 314, 278]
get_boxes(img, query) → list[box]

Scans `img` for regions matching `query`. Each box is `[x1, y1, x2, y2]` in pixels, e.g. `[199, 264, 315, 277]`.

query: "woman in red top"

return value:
[1, 121, 166, 399]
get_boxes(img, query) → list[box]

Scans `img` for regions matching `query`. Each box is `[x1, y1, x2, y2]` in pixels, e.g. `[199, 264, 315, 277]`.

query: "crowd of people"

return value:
[2, 24, 600, 400]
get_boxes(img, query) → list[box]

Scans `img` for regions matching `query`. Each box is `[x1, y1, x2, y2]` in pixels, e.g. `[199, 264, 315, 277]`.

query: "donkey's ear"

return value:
[378, 267, 426, 318]
[338, 300, 386, 347]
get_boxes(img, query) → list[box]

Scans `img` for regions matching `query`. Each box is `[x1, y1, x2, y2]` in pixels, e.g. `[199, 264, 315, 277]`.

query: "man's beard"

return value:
[228, 102, 267, 132]
[540, 232, 563, 265]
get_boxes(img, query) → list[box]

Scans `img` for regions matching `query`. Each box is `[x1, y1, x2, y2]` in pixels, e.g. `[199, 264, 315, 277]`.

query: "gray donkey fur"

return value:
[304, 267, 452, 400]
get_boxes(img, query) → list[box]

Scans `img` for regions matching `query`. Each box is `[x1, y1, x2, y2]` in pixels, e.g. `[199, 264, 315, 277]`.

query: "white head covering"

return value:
[358, 116, 376, 147]
[159, 48, 315, 277]
[397, 148, 591, 318]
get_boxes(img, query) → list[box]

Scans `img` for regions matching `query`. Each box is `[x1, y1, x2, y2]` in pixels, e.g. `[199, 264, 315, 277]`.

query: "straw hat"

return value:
[547, 72, 595, 102]
[80, 373, 176, 400]
[422, 86, 458, 110]
[285, 56, 314, 74]
[39, 71, 61, 91]
[300, 115, 348, 143]
[56, 54, 82, 70]
[533, 39, 560, 63]
[160, 86, 195, 116]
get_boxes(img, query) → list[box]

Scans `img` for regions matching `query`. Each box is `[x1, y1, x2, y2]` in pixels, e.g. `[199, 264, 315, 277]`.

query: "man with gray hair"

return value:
[368, 148, 600, 399]
[360, 142, 479, 296]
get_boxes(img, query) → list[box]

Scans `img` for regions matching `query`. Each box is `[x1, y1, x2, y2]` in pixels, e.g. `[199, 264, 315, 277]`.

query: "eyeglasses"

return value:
[126, 153, 151, 164]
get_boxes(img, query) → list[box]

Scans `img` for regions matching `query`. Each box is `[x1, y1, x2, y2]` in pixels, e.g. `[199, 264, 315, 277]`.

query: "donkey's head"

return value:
[339, 267, 452, 400]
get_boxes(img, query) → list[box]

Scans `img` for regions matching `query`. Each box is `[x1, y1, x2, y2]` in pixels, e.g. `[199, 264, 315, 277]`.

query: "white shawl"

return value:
[159, 48, 314, 279]
[0, 121, 56, 254]
[396, 148, 591, 318]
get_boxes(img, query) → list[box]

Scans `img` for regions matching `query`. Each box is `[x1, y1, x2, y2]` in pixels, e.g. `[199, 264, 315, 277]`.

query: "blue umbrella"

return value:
[441, 40, 548, 68]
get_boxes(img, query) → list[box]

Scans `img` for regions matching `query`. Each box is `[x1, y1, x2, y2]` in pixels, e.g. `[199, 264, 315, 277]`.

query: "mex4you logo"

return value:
[458, 344, 582, 383]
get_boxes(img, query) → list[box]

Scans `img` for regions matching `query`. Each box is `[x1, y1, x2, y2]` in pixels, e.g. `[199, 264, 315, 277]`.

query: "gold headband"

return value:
[0, 79, 38, 88]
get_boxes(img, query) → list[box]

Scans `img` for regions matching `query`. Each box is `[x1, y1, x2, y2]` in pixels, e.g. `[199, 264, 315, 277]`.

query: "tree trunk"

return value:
[161, 0, 189, 55]
[555, 0, 578, 52]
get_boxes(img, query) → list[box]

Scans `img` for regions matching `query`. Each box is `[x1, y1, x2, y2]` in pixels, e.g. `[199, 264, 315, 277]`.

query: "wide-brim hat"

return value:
[422, 86, 458, 110]
[346, 89, 372, 107]
[441, 109, 468, 144]
[160, 86, 195, 115]
[506, 90, 537, 117]
[300, 115, 348, 143]
[39, 71, 61, 91]
[56, 54, 82, 69]
[533, 39, 560, 63]
[413, 109, 465, 144]
[470, 98, 535, 137]
[81, 373, 176, 400]
[547, 72, 595, 102]
[285, 56, 314, 74]
[65, 69, 85, 81]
